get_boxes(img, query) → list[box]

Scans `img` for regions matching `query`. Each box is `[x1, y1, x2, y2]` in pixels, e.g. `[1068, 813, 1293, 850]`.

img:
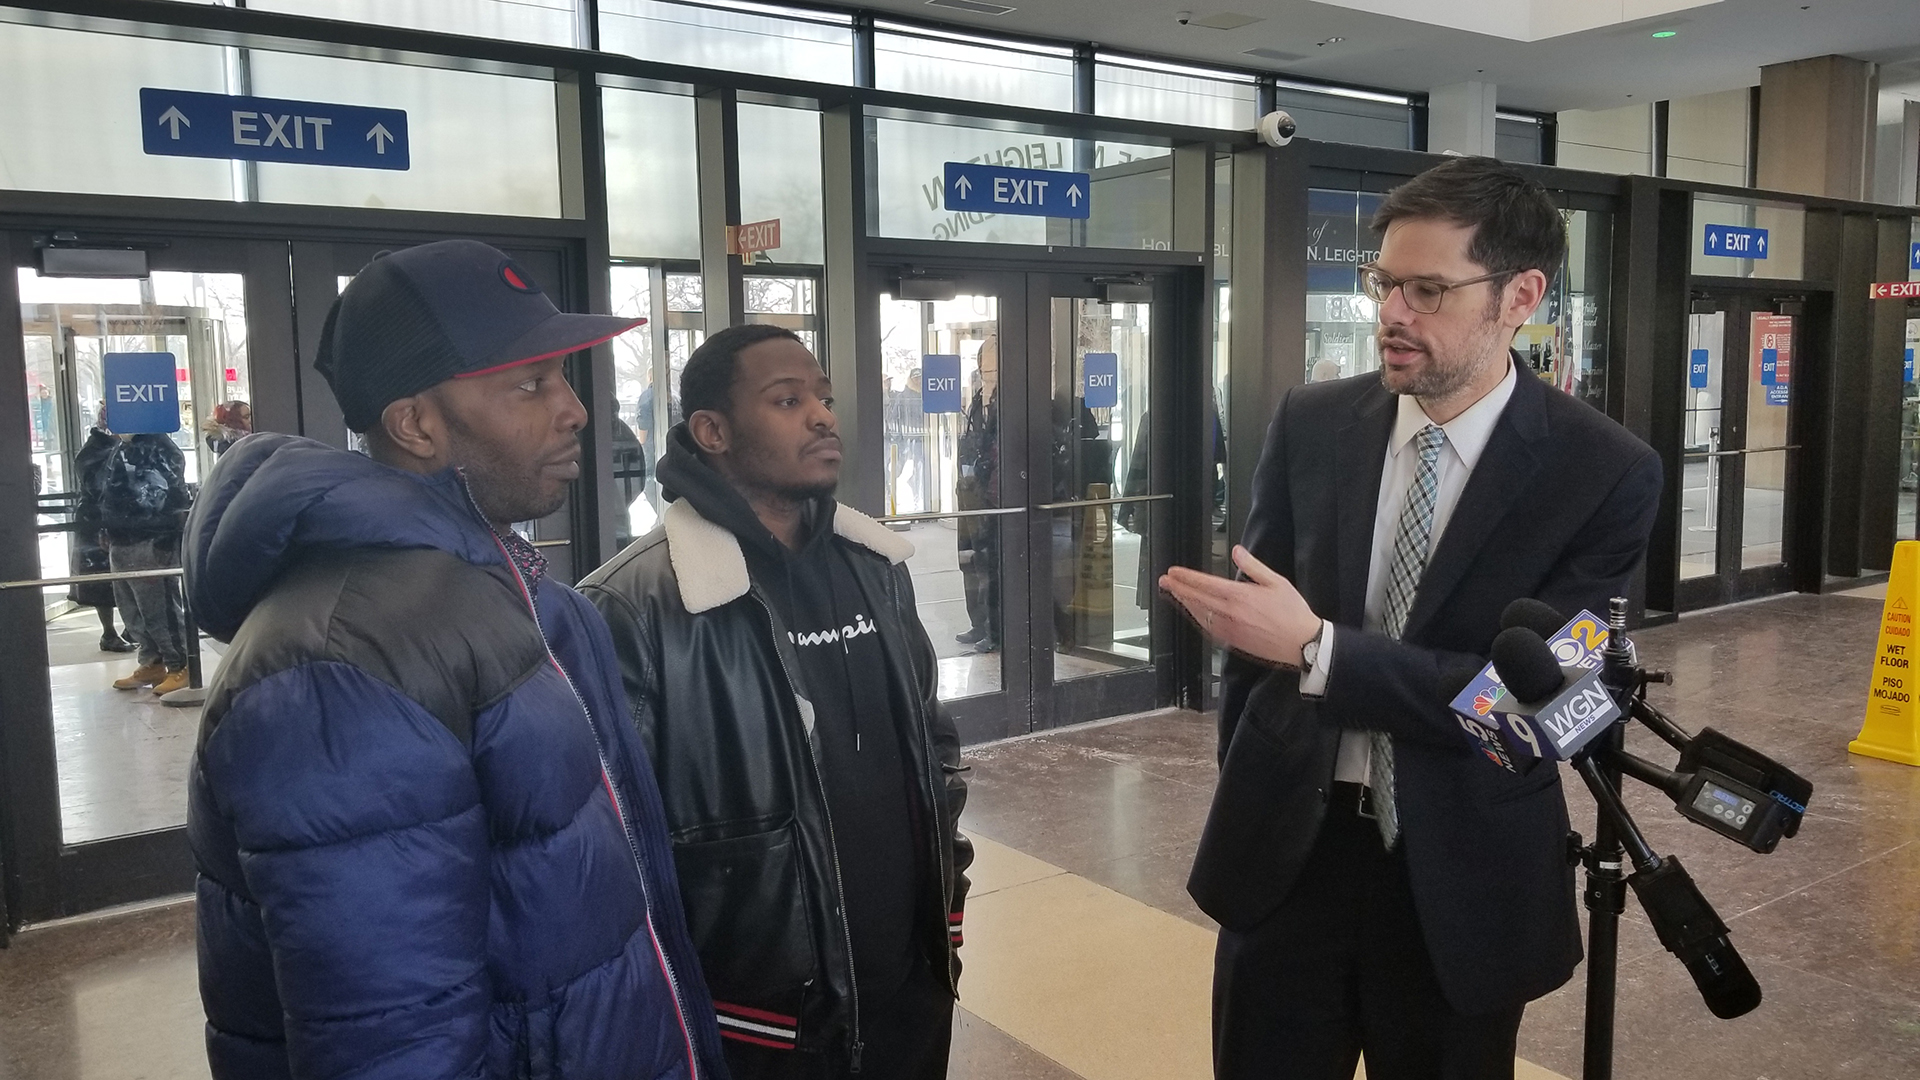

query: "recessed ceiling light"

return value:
[1651, 29, 1678, 38]
[1318, 36, 1346, 46]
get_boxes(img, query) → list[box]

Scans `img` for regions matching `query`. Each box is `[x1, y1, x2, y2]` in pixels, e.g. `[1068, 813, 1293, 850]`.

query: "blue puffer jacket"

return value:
[184, 433, 729, 1080]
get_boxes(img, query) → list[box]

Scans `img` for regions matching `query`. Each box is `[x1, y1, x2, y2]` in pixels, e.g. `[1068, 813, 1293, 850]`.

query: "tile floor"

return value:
[3, 591, 1918, 1079]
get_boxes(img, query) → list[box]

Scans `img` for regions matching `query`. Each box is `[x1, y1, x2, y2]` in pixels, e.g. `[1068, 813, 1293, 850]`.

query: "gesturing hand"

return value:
[1160, 545, 1322, 669]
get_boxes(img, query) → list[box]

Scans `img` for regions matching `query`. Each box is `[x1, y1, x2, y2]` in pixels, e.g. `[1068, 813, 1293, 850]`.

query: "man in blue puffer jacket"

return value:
[183, 239, 728, 1080]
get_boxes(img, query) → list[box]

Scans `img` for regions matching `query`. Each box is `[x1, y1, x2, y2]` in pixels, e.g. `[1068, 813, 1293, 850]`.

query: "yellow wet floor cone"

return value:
[1852, 540, 1920, 766]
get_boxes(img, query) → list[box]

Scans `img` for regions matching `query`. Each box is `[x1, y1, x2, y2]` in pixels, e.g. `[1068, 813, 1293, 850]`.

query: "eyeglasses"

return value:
[1357, 264, 1512, 315]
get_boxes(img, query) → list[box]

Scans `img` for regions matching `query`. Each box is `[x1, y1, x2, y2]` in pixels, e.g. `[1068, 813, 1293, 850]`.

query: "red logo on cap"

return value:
[499, 261, 539, 294]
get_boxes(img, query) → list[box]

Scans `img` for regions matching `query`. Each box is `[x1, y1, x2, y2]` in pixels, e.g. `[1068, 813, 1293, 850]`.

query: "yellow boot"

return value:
[152, 667, 190, 696]
[113, 661, 167, 690]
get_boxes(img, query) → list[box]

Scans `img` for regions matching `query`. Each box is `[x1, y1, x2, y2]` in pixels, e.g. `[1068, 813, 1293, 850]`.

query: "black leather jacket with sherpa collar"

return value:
[579, 478, 972, 1066]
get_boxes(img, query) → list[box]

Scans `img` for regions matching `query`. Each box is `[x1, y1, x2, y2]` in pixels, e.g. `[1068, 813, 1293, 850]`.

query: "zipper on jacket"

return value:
[481, 521, 703, 1080]
[748, 588, 864, 1071]
[887, 571, 961, 997]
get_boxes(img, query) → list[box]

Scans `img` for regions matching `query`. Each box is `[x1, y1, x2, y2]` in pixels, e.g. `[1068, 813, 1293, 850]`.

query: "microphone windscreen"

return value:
[1501, 597, 1566, 639]
[1490, 626, 1565, 703]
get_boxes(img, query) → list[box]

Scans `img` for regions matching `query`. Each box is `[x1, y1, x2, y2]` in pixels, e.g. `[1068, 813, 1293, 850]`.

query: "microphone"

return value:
[1491, 626, 1566, 702]
[1448, 603, 1623, 767]
[1500, 597, 1566, 639]
[1440, 660, 1520, 771]
[1487, 627, 1623, 760]
[1628, 855, 1764, 1018]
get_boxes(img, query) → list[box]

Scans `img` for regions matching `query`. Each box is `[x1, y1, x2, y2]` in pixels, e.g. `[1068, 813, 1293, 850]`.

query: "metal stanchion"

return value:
[0, 567, 211, 708]
[159, 573, 208, 708]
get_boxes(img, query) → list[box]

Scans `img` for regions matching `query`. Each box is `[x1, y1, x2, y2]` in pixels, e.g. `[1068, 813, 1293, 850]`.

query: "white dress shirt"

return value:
[1297, 360, 1520, 786]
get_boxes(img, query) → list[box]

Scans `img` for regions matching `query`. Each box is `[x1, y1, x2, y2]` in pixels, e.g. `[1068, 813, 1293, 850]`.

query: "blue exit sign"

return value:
[103, 353, 180, 435]
[140, 87, 409, 170]
[1703, 224, 1769, 259]
[921, 354, 962, 414]
[944, 162, 1090, 219]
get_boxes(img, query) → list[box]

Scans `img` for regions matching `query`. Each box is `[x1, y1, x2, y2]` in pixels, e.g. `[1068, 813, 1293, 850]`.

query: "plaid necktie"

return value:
[1371, 424, 1448, 848]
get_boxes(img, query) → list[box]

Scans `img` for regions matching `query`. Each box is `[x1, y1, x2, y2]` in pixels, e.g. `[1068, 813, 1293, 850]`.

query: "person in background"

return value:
[202, 400, 253, 457]
[612, 395, 646, 549]
[182, 239, 723, 1080]
[582, 324, 971, 1080]
[955, 338, 1001, 654]
[885, 368, 928, 512]
[72, 405, 132, 653]
[101, 426, 192, 695]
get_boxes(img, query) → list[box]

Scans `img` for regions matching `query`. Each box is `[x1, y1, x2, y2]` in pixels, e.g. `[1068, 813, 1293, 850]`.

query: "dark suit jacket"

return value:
[1187, 364, 1662, 1015]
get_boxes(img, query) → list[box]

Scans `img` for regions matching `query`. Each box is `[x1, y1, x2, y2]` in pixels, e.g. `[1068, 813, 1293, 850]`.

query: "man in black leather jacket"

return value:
[581, 324, 972, 1080]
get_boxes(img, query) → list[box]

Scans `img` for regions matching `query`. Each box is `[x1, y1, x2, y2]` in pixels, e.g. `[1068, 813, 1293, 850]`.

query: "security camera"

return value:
[1176, 11, 1192, 25]
[1256, 110, 1297, 147]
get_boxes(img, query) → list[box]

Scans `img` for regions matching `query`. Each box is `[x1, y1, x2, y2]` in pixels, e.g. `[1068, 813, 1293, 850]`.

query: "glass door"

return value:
[1677, 292, 1802, 610]
[877, 271, 1028, 742]
[1, 234, 261, 926]
[1032, 278, 1168, 731]
[873, 267, 1180, 742]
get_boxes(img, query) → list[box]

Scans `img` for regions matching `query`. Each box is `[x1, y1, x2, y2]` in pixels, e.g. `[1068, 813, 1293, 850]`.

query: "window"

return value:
[252, 1, 581, 48]
[1274, 82, 1413, 150]
[738, 104, 825, 265]
[875, 23, 1076, 111]
[600, 0, 853, 83]
[247, 52, 562, 216]
[1497, 113, 1546, 165]
[0, 24, 235, 201]
[605, 88, 702, 259]
[1095, 56, 1257, 130]
[1691, 195, 1807, 281]
[871, 117, 1172, 250]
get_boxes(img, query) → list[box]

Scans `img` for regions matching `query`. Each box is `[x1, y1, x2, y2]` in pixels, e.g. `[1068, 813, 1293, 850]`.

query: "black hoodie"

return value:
[655, 426, 922, 999]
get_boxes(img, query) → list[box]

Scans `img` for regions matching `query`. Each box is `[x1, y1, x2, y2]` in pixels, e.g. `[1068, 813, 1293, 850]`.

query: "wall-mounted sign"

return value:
[1871, 281, 1920, 300]
[921, 354, 962, 414]
[1910, 242, 1919, 272]
[944, 162, 1091, 219]
[727, 218, 782, 256]
[1702, 224, 1769, 259]
[1905, 348, 1914, 384]
[1083, 352, 1118, 409]
[103, 353, 181, 434]
[140, 87, 409, 170]
[1752, 314, 1793, 408]
[1689, 349, 1710, 389]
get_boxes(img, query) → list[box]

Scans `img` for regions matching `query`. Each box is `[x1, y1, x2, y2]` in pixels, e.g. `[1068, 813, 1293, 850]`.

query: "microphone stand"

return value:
[1574, 598, 1647, 1080]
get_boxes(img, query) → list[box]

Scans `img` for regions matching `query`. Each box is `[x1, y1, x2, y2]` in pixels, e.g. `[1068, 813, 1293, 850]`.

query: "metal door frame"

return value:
[1675, 286, 1810, 611]
[0, 207, 601, 929]
[863, 251, 1207, 744]
[0, 230, 262, 928]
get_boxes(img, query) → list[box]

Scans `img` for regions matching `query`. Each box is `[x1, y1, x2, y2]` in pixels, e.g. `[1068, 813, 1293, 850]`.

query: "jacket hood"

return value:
[654, 422, 816, 562]
[183, 433, 506, 641]
[650, 422, 913, 615]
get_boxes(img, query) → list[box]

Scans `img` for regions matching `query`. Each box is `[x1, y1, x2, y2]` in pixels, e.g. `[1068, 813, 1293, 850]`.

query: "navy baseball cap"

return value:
[315, 239, 644, 432]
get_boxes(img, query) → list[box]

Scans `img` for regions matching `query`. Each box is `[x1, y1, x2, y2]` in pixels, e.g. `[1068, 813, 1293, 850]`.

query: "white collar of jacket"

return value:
[662, 497, 915, 615]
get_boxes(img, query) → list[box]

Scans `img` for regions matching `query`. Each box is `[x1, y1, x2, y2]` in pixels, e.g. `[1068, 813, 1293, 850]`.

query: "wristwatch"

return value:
[1299, 621, 1325, 671]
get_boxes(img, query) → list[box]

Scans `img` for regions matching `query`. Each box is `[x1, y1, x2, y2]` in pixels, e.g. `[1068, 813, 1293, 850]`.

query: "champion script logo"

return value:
[790, 614, 877, 650]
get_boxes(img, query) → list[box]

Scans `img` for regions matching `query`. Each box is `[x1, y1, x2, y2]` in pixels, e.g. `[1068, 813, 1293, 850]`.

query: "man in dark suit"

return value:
[1162, 157, 1661, 1080]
